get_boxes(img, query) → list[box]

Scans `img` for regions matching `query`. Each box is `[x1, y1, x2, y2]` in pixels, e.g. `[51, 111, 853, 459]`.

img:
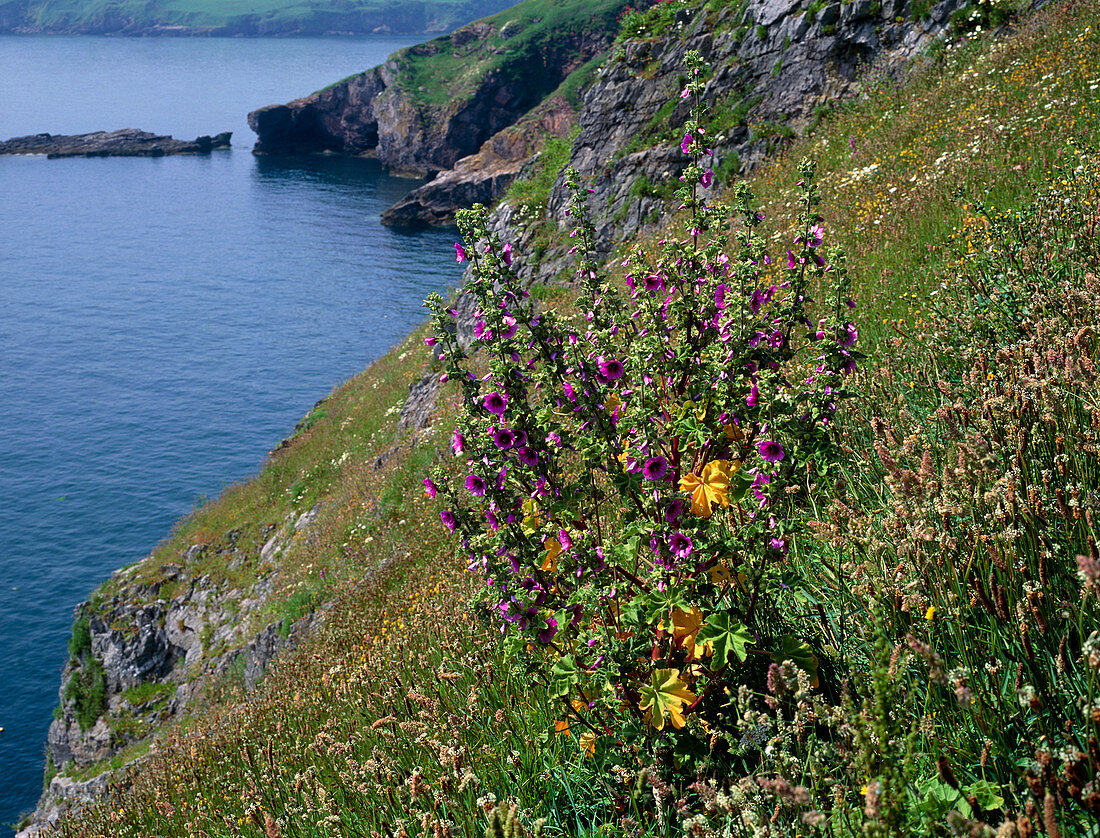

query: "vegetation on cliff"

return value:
[34, 0, 1100, 835]
[0, 0, 520, 35]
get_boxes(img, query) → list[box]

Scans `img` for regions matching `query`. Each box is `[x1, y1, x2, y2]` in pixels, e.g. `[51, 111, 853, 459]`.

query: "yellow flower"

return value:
[924, 604, 936, 620]
[679, 459, 733, 517]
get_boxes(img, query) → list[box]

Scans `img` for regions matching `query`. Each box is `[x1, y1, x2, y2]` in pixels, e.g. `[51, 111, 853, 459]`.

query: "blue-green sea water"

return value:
[0, 35, 462, 826]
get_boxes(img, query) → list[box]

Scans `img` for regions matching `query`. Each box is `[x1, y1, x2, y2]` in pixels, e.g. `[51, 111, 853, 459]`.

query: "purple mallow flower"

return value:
[642, 456, 669, 481]
[440, 509, 457, 532]
[516, 447, 539, 467]
[491, 427, 515, 449]
[465, 474, 488, 496]
[424, 478, 438, 499]
[681, 133, 693, 154]
[700, 169, 714, 189]
[598, 357, 625, 382]
[669, 532, 693, 559]
[758, 440, 785, 463]
[840, 322, 858, 347]
[538, 617, 559, 644]
[452, 430, 465, 454]
[503, 242, 513, 265]
[454, 242, 467, 263]
[483, 391, 508, 416]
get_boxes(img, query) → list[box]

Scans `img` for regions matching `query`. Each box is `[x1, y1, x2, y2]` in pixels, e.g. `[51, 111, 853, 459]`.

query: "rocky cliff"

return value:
[16, 503, 323, 837]
[248, 0, 630, 222]
[481, 0, 972, 287]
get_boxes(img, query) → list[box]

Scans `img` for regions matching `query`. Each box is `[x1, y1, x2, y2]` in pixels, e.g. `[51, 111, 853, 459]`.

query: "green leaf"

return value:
[728, 469, 753, 503]
[549, 655, 580, 699]
[770, 636, 820, 688]
[697, 613, 754, 664]
[964, 780, 1004, 812]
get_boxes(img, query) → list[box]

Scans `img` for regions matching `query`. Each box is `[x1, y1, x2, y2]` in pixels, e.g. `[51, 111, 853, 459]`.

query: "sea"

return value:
[0, 34, 464, 827]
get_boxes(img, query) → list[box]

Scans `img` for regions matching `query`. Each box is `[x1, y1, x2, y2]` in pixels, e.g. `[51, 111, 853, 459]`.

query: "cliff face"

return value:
[17, 510, 321, 837]
[249, 19, 613, 176]
[487, 0, 969, 285]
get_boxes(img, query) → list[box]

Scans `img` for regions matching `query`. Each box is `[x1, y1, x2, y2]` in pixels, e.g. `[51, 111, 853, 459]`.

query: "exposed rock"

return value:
[382, 96, 577, 227]
[248, 16, 613, 178]
[21, 509, 322, 836]
[15, 771, 113, 838]
[0, 129, 231, 158]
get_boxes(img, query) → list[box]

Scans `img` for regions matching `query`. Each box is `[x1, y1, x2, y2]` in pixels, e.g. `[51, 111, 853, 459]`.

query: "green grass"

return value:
[391, 0, 631, 107]
[504, 130, 577, 213]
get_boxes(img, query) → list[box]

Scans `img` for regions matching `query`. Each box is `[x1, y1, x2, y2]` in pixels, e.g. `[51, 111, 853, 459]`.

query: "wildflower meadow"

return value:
[46, 0, 1100, 835]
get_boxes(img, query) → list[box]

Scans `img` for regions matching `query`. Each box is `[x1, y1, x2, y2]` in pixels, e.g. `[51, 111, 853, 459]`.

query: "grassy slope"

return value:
[13, 0, 516, 31]
[389, 0, 631, 107]
[48, 0, 1100, 834]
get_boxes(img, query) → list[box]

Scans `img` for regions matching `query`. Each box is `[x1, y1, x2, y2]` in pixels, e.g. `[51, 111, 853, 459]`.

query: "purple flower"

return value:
[669, 532, 693, 559]
[642, 456, 669, 481]
[758, 440, 785, 463]
[770, 537, 788, 553]
[486, 511, 499, 531]
[512, 430, 528, 448]
[483, 391, 508, 416]
[424, 335, 439, 347]
[840, 322, 858, 348]
[700, 169, 714, 189]
[598, 357, 625, 382]
[681, 133, 693, 154]
[501, 315, 518, 340]
[465, 474, 488, 496]
[474, 319, 493, 341]
[808, 223, 824, 247]
[714, 283, 728, 310]
[558, 529, 573, 551]
[454, 242, 467, 263]
[664, 498, 688, 524]
[538, 617, 559, 644]
[746, 383, 760, 407]
[491, 427, 515, 449]
[451, 430, 465, 454]
[503, 242, 513, 265]
[786, 249, 799, 270]
[515, 447, 539, 467]
[423, 478, 438, 499]
[643, 274, 665, 292]
[440, 509, 457, 531]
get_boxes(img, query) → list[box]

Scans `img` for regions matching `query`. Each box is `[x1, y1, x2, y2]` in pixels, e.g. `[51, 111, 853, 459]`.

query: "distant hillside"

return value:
[0, 0, 520, 35]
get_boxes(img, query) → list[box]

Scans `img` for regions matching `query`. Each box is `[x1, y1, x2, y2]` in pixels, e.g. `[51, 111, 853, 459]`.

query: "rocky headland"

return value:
[0, 129, 232, 158]
[248, 1, 628, 225]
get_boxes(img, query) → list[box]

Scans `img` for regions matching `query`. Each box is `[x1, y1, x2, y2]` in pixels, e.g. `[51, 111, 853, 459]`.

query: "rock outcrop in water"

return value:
[0, 129, 232, 158]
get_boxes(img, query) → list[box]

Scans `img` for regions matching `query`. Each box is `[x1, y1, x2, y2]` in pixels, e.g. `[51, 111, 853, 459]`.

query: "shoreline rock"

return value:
[0, 129, 232, 158]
